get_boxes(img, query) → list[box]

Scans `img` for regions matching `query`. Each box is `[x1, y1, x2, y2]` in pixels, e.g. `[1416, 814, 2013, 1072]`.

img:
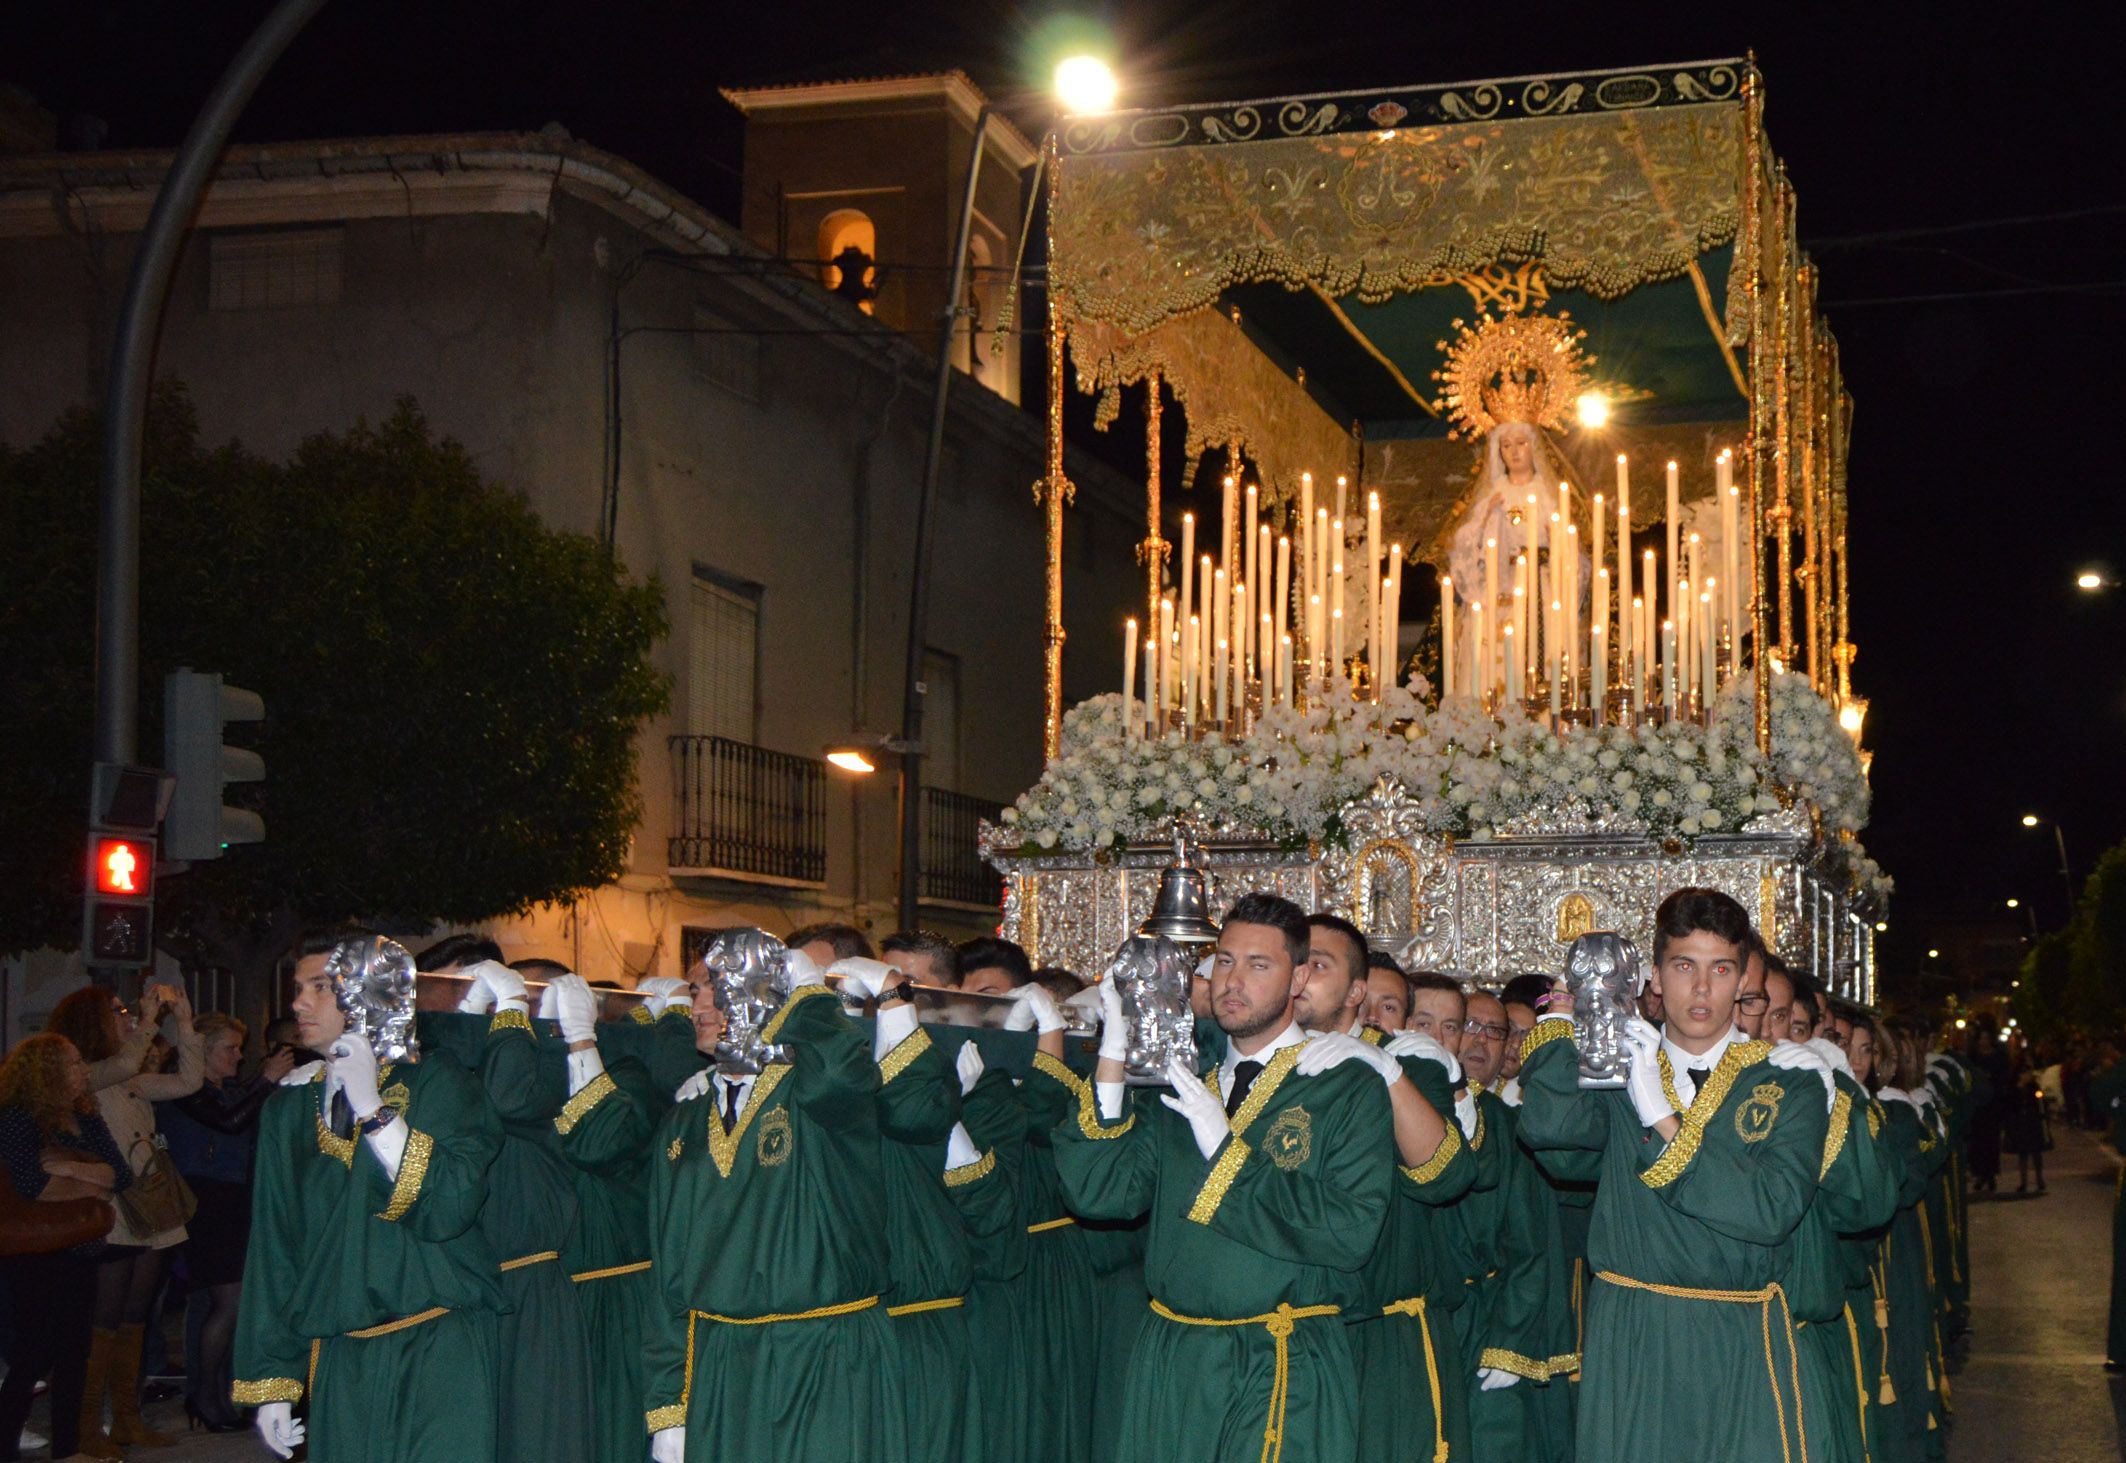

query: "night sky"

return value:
[13, 2, 2124, 995]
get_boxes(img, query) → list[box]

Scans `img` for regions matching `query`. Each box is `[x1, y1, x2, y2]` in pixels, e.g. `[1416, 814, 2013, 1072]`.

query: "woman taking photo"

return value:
[46, 985, 203, 1452]
[158, 1014, 290, 1431]
[0, 1034, 130, 1463]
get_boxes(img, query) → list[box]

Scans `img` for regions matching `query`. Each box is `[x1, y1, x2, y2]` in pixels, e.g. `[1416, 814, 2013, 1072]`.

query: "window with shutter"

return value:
[689, 573, 759, 743]
[921, 648, 960, 791]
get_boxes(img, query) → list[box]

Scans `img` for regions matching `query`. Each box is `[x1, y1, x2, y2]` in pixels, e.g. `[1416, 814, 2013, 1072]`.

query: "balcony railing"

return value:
[922, 787, 1005, 907]
[669, 736, 826, 884]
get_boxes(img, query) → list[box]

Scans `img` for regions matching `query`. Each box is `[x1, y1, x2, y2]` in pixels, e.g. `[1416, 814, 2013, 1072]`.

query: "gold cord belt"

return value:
[1841, 1303, 1870, 1454]
[1382, 1296, 1449, 1463]
[498, 1250, 560, 1272]
[886, 1296, 966, 1318]
[697, 1295, 879, 1326]
[572, 1260, 652, 1284]
[1148, 1299, 1340, 1463]
[1596, 1272, 1807, 1463]
[309, 1305, 453, 1399]
[1027, 1216, 1077, 1233]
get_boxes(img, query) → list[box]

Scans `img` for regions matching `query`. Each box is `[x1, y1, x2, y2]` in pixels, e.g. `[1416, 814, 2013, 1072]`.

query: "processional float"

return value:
[985, 59, 1884, 1001]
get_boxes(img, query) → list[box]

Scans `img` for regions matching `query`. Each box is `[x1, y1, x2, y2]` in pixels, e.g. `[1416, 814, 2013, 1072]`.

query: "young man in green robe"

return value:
[643, 934, 930, 1463]
[1052, 893, 1401, 1463]
[234, 934, 505, 1463]
[1519, 890, 1832, 1463]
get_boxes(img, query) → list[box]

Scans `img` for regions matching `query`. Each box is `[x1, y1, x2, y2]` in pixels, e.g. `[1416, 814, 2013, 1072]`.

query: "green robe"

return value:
[644, 986, 908, 1462]
[1053, 1039, 1392, 1463]
[962, 1053, 1100, 1463]
[468, 1010, 594, 1463]
[1875, 1098, 1950, 1462]
[232, 1054, 504, 1463]
[1783, 1072, 1902, 1463]
[1518, 1027, 1826, 1463]
[1349, 1051, 1474, 1463]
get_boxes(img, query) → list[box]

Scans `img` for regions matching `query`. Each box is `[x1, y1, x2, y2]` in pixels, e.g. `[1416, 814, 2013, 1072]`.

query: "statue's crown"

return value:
[1431, 311, 1593, 443]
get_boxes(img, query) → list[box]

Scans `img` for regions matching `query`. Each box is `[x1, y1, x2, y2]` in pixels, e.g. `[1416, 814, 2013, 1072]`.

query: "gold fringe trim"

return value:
[1186, 1137, 1252, 1225]
[1820, 1087, 1852, 1180]
[877, 1027, 932, 1087]
[646, 1403, 687, 1432]
[554, 1070, 617, 1135]
[1639, 1040, 1771, 1190]
[376, 1128, 433, 1222]
[1402, 1118, 1461, 1185]
[943, 1149, 996, 1188]
[705, 1065, 790, 1178]
[1075, 1076, 1134, 1138]
[488, 1008, 532, 1034]
[231, 1378, 301, 1406]
[1033, 1049, 1087, 1095]
[1518, 1019, 1572, 1067]
[760, 984, 834, 1044]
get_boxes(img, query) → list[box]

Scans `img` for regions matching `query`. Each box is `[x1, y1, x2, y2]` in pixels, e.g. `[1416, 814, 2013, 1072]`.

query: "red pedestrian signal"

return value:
[94, 837, 146, 895]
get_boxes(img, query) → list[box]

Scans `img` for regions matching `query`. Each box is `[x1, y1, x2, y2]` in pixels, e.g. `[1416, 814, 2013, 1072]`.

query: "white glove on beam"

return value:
[1383, 1030, 1460, 1085]
[638, 976, 691, 1018]
[1767, 1040, 1837, 1112]
[1805, 1035, 1854, 1083]
[956, 1040, 985, 1098]
[460, 960, 528, 1014]
[1295, 1030, 1401, 1088]
[650, 1425, 686, 1463]
[1622, 1018, 1674, 1130]
[782, 947, 827, 992]
[1159, 1058, 1230, 1160]
[255, 1401, 305, 1458]
[1477, 1366, 1521, 1391]
[827, 956, 896, 998]
[1004, 983, 1067, 1034]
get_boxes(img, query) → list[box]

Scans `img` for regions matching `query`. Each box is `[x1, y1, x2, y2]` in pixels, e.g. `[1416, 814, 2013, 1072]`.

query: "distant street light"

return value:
[2077, 570, 2110, 591]
[2021, 813, 2040, 827]
[2005, 898, 2019, 909]
[1928, 948, 1941, 959]
[1054, 55, 1119, 114]
[2019, 812, 2077, 914]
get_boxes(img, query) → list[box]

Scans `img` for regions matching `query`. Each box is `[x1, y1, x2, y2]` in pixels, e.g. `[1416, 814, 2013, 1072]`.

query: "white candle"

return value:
[1245, 484, 1259, 610]
[1261, 612, 1274, 699]
[1275, 535, 1292, 647]
[1549, 597, 1563, 722]
[1677, 578, 1693, 709]
[1300, 472, 1315, 602]
[1591, 618, 1607, 725]
[1616, 473, 1632, 679]
[1199, 554, 1214, 670]
[1331, 606, 1345, 676]
[1314, 509, 1330, 651]
[1124, 616, 1139, 735]
[1334, 475, 1348, 534]
[1514, 554, 1529, 686]
[1565, 522, 1580, 684]
[1232, 579, 1247, 704]
[1330, 519, 1346, 671]
[1257, 524, 1273, 662]
[1504, 622, 1520, 704]
[1216, 640, 1229, 725]
[1308, 594, 1323, 676]
[1440, 576, 1455, 700]
[1182, 613, 1198, 729]
[1468, 601, 1486, 707]
[1213, 568, 1228, 675]
[1700, 586, 1716, 714]
[1665, 461, 1681, 630]
[1144, 640, 1158, 735]
[1630, 597, 1645, 719]
[1279, 635, 1293, 707]
[1485, 535, 1501, 634]
[1221, 476, 1237, 590]
[1366, 491, 1382, 673]
[1385, 544, 1403, 691]
[1662, 618, 1677, 716]
[1180, 513, 1196, 637]
[1158, 597, 1175, 712]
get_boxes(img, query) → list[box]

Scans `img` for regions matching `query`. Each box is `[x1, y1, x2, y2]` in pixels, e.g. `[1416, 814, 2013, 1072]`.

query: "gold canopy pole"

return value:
[1796, 260, 1820, 691]
[1832, 363, 1856, 704]
[1040, 132, 1073, 760]
[1770, 169, 1796, 673]
[1743, 65, 1771, 757]
[1140, 369, 1167, 628]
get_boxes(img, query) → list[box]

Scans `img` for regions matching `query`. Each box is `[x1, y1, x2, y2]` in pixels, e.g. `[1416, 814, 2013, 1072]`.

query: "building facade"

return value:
[0, 78, 1140, 1027]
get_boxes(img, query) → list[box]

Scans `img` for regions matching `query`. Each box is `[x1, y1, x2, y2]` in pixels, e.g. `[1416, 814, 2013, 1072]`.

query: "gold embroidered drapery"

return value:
[1051, 102, 1744, 337]
[1071, 308, 1355, 504]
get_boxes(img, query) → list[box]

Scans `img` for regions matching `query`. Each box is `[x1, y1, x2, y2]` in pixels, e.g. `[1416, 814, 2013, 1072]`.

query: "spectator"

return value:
[787, 922, 876, 967]
[1032, 966, 1086, 1003]
[46, 986, 204, 1451]
[0, 1033, 130, 1463]
[158, 1014, 291, 1432]
[2001, 1049, 2050, 1196]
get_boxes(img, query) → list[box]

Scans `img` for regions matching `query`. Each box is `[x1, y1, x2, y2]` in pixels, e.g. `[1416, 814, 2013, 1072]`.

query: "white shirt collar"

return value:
[1659, 1025, 1737, 1107]
[711, 1070, 756, 1107]
[1220, 1018, 1308, 1090]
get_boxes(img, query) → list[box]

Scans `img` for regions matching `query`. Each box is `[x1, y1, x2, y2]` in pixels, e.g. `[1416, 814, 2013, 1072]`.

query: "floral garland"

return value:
[999, 672, 1889, 906]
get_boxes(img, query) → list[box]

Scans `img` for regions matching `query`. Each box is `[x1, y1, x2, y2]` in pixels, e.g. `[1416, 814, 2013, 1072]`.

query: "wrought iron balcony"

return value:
[669, 735, 826, 884]
[921, 786, 1005, 907]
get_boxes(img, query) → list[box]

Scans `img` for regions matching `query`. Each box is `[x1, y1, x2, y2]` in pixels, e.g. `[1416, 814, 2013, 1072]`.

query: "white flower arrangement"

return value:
[1001, 672, 1885, 907]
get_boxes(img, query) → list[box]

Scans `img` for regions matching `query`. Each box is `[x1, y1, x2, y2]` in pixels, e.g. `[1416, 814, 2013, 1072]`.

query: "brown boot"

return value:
[75, 1327, 125, 1458]
[106, 1321, 176, 1448]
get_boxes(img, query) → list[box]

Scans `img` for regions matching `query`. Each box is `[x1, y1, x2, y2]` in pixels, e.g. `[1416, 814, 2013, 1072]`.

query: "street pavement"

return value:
[1952, 1123, 2126, 1459]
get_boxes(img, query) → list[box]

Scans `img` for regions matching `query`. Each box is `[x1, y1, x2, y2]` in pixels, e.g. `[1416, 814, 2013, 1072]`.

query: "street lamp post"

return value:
[2020, 813, 2076, 916]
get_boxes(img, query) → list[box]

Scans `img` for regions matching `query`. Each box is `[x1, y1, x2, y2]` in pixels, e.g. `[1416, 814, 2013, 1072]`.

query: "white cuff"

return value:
[365, 1117, 410, 1179]
[566, 1048, 606, 1094]
[873, 1003, 920, 1059]
[944, 1122, 982, 1171]
[1096, 1080, 1127, 1123]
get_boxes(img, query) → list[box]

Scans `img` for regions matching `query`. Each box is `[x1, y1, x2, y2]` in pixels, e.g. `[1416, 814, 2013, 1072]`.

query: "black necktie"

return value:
[1225, 1060, 1264, 1119]
[722, 1078, 743, 1129]
[327, 1086, 354, 1140]
[1686, 1068, 1713, 1104]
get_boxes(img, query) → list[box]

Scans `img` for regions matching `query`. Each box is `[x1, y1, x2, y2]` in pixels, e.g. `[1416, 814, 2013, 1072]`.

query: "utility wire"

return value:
[1808, 203, 2126, 250]
[1822, 279, 2126, 309]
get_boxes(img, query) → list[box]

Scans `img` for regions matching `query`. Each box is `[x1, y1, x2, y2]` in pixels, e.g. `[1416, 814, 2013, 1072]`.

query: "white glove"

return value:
[1805, 1035, 1854, 1083]
[1454, 1088, 1480, 1140]
[1622, 1018, 1674, 1130]
[782, 947, 827, 991]
[536, 981, 560, 1019]
[944, 1121, 983, 1172]
[1295, 1030, 1402, 1087]
[1159, 1058, 1231, 1160]
[638, 976, 692, 1017]
[1477, 1366, 1521, 1391]
[1767, 1040, 1837, 1112]
[255, 1401, 305, 1458]
[675, 1070, 712, 1104]
[1911, 1084, 1938, 1113]
[828, 956, 897, 999]
[1004, 983, 1067, 1034]
[1095, 978, 1129, 1065]
[546, 974, 599, 1044]
[1383, 1030, 1461, 1085]
[1874, 1085, 1912, 1108]
[328, 1031, 383, 1119]
[650, 1425, 686, 1463]
[956, 1039, 985, 1097]
[462, 959, 528, 1013]
[280, 1059, 324, 1087]
[456, 964, 496, 1014]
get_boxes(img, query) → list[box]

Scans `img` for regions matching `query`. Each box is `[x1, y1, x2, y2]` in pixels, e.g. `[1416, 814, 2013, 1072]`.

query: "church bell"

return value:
[1136, 832, 1221, 945]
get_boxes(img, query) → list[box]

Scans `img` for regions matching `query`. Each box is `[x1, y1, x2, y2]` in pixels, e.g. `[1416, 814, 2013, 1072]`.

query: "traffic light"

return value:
[164, 668, 265, 861]
[84, 833, 156, 966]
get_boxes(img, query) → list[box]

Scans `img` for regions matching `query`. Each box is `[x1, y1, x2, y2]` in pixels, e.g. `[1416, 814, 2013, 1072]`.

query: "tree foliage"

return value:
[2067, 843, 2126, 1031]
[0, 386, 669, 968]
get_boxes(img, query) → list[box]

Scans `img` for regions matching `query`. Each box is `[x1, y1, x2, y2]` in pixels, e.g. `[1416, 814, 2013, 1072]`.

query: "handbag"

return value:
[115, 1133, 198, 1237]
[0, 1149, 118, 1257]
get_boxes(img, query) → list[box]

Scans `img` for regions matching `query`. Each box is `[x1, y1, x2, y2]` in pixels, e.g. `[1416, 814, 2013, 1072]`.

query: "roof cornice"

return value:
[720, 70, 1038, 172]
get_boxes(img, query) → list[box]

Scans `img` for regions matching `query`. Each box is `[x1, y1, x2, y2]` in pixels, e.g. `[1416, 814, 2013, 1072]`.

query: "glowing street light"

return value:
[2005, 897, 2020, 909]
[1054, 55, 1119, 114]
[1574, 390, 1612, 429]
[2077, 570, 2110, 591]
[2021, 813, 2040, 827]
[1874, 921, 1888, 932]
[1927, 948, 1941, 959]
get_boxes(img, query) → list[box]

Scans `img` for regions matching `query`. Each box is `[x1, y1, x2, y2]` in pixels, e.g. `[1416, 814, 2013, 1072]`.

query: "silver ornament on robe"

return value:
[1562, 930, 1645, 1090]
[703, 927, 794, 1076]
[1102, 934, 1199, 1086]
[323, 935, 420, 1064]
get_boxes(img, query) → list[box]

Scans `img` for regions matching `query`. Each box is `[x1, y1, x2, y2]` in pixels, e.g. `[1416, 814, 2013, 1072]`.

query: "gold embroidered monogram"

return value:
[1735, 1082, 1783, 1143]
[755, 1107, 794, 1167]
[1264, 1106, 1313, 1171]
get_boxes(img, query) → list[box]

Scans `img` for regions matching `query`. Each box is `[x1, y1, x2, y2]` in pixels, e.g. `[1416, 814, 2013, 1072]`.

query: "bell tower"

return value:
[720, 71, 1036, 405]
